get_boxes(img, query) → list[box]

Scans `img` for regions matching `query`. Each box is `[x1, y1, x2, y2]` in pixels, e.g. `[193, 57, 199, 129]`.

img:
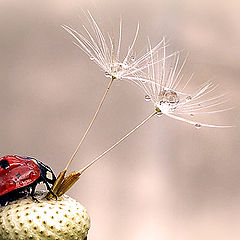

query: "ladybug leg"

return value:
[42, 176, 58, 200]
[31, 195, 40, 202]
[30, 184, 40, 202]
[0, 196, 9, 206]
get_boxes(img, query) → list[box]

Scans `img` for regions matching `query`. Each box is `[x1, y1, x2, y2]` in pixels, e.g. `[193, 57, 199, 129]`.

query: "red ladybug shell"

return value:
[0, 155, 40, 196]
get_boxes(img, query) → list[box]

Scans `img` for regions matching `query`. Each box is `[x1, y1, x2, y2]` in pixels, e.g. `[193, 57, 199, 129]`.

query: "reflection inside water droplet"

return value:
[186, 96, 192, 102]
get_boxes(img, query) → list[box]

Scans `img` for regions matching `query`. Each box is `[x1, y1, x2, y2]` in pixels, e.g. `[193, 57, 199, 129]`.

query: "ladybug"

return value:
[0, 155, 56, 206]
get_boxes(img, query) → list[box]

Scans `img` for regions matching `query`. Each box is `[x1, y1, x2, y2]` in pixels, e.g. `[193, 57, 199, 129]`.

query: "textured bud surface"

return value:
[0, 191, 90, 240]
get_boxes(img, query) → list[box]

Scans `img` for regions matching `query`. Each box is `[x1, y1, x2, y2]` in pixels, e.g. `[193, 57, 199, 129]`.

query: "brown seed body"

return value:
[0, 191, 90, 240]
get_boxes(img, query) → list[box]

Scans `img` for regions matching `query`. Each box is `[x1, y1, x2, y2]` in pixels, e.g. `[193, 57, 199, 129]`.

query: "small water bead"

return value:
[144, 95, 151, 101]
[6, 180, 16, 192]
[190, 114, 194, 117]
[186, 96, 192, 102]
[130, 56, 135, 62]
[89, 56, 95, 61]
[104, 72, 111, 78]
[29, 171, 39, 180]
[195, 123, 201, 129]
[156, 111, 163, 117]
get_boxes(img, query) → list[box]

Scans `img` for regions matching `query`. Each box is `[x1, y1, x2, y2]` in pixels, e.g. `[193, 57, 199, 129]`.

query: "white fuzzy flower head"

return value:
[138, 41, 232, 128]
[62, 11, 163, 81]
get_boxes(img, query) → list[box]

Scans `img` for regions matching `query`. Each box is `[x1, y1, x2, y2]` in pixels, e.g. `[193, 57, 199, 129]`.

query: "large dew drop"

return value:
[159, 90, 179, 108]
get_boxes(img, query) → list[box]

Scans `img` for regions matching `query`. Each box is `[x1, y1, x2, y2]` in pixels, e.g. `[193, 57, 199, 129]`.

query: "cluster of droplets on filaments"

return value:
[104, 57, 136, 79]
[104, 62, 123, 79]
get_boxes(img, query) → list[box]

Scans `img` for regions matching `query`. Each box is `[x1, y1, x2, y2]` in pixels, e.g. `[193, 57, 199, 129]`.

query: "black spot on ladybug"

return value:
[0, 159, 9, 169]
[0, 155, 57, 206]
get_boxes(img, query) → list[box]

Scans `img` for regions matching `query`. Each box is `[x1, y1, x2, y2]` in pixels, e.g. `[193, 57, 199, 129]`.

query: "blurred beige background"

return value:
[0, 0, 239, 239]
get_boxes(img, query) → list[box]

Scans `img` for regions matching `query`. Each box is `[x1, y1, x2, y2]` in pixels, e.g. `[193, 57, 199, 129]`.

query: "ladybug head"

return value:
[35, 160, 56, 185]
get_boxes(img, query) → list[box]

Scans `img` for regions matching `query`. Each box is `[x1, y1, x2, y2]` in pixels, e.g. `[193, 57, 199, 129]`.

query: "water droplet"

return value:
[141, 79, 147, 83]
[144, 95, 151, 101]
[186, 96, 192, 102]
[156, 111, 163, 117]
[104, 72, 111, 78]
[190, 114, 194, 117]
[29, 171, 39, 180]
[90, 56, 94, 61]
[6, 180, 16, 192]
[130, 56, 135, 62]
[195, 123, 201, 129]
[159, 90, 179, 106]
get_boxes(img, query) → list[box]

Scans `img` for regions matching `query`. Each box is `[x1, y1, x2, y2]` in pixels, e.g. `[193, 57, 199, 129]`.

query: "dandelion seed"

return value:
[135, 42, 232, 128]
[62, 11, 164, 81]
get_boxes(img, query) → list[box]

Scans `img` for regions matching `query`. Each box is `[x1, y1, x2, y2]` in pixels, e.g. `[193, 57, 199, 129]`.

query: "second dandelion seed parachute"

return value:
[133, 44, 231, 128]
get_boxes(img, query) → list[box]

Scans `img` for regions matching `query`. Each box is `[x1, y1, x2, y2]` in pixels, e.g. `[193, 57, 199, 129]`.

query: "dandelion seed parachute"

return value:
[62, 11, 165, 82]
[133, 41, 232, 128]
